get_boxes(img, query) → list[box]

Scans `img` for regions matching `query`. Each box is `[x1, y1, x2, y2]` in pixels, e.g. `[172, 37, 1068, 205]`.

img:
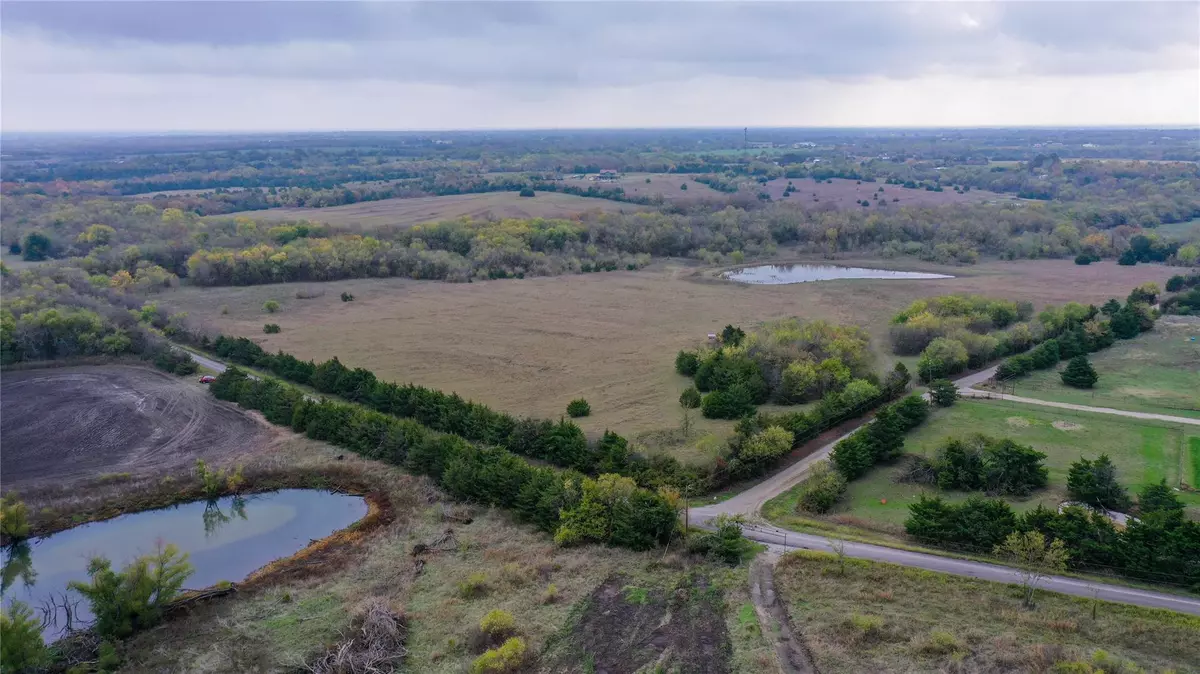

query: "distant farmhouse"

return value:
[593, 170, 622, 182]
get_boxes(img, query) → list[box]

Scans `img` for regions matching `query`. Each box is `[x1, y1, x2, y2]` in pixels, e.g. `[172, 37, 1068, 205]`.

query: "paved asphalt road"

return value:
[731, 523, 1200, 615]
[184, 349, 228, 373]
[693, 364, 1200, 615]
[181, 347, 1200, 614]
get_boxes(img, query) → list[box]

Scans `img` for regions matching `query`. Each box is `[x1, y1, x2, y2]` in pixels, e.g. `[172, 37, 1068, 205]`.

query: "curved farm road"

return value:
[176, 347, 1200, 615]
[958, 389, 1200, 426]
[695, 364, 1200, 615]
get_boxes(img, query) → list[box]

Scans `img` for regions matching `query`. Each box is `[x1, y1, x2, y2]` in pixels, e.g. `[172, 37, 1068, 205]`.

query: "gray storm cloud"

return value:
[3, 1, 1196, 86]
[1, 1, 1197, 130]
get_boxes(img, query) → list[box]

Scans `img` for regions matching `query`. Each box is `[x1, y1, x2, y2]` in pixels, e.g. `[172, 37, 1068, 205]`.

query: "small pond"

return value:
[723, 264, 953, 285]
[1, 489, 367, 641]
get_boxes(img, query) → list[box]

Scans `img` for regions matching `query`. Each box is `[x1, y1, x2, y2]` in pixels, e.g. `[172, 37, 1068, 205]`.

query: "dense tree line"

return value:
[906, 488, 1200, 591]
[5, 179, 1196, 288]
[828, 394, 931, 480]
[0, 267, 196, 375]
[207, 336, 706, 490]
[209, 368, 679, 550]
[994, 292, 1154, 380]
[204, 330, 914, 491]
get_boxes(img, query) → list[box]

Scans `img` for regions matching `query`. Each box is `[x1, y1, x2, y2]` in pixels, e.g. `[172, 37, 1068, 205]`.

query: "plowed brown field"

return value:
[1, 365, 267, 487]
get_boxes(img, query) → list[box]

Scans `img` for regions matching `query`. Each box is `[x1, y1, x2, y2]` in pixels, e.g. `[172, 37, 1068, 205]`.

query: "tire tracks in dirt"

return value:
[749, 557, 817, 674]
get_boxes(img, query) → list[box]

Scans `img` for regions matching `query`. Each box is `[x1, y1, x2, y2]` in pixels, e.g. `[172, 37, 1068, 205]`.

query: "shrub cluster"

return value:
[906, 488, 1200, 590]
[900, 290, 1156, 384]
[679, 319, 876, 415]
[1162, 273, 1200, 315]
[211, 368, 679, 550]
[565, 398, 591, 418]
[796, 461, 848, 514]
[889, 295, 1028, 356]
[904, 434, 1048, 496]
[687, 514, 755, 564]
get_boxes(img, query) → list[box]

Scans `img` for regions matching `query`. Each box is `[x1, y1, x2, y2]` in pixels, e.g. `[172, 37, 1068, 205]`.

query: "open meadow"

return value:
[163, 258, 1173, 454]
[992, 315, 1200, 418]
[245, 191, 645, 228]
[760, 177, 1017, 208]
[788, 398, 1200, 532]
[561, 172, 728, 203]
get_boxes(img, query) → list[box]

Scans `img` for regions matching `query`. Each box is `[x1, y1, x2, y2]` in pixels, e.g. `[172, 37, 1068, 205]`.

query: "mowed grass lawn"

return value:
[1000, 315, 1200, 418]
[828, 399, 1200, 529]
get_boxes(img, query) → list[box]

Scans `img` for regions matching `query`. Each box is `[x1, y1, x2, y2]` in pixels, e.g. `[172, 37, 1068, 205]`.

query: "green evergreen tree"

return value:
[927, 379, 958, 407]
[1067, 454, 1132, 512]
[1060, 355, 1098, 389]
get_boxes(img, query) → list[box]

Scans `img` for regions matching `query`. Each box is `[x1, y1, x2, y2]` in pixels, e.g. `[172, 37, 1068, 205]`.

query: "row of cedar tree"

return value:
[210, 366, 679, 550]
[203, 333, 915, 491]
[905, 493, 1200, 591]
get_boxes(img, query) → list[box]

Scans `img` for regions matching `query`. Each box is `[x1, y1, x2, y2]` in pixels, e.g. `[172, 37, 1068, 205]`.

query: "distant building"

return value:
[593, 170, 621, 182]
[792, 142, 817, 148]
[747, 141, 774, 149]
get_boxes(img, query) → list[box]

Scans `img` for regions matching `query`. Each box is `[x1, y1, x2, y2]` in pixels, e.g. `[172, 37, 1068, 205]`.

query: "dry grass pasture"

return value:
[763, 177, 1017, 208]
[244, 191, 645, 228]
[562, 172, 728, 203]
[775, 550, 1200, 673]
[165, 258, 1173, 450]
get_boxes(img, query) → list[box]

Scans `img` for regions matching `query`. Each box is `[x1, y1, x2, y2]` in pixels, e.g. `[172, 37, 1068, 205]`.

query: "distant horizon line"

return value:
[3, 124, 1199, 136]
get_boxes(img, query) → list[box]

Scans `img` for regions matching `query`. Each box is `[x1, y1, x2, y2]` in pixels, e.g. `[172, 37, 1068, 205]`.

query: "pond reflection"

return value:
[724, 263, 953, 285]
[1, 489, 367, 641]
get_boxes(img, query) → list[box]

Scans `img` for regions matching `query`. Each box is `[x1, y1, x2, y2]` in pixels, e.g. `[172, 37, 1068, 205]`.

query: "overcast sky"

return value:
[2, 1, 1197, 131]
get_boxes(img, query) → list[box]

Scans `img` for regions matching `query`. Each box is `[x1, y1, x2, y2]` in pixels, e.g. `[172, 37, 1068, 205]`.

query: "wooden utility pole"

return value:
[683, 483, 691, 539]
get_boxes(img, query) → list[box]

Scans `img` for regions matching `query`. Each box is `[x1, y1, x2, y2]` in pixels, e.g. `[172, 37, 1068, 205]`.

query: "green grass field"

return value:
[795, 399, 1200, 530]
[997, 316, 1200, 419]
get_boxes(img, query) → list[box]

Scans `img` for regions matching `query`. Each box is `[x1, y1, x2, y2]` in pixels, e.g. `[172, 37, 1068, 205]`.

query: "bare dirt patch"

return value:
[1006, 416, 1032, 428]
[0, 365, 267, 488]
[542, 572, 731, 674]
[1052, 421, 1085, 431]
[246, 191, 645, 228]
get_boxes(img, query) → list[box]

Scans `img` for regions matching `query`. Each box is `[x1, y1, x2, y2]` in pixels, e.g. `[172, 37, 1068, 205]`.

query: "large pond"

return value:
[1, 489, 367, 641]
[724, 263, 954, 285]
